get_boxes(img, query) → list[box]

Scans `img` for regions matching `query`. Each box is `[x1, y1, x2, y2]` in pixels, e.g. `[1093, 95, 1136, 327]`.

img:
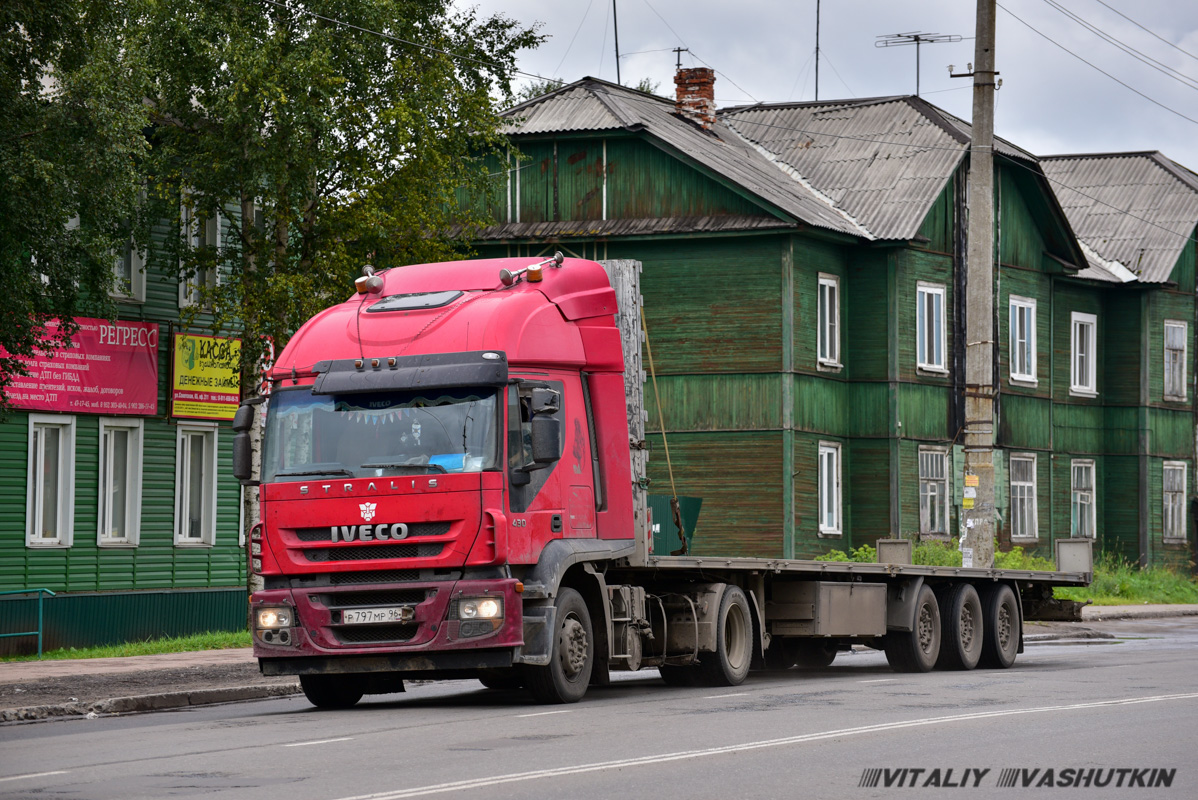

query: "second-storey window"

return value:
[1009, 296, 1036, 382]
[1164, 320, 1187, 401]
[1070, 312, 1097, 395]
[1070, 459, 1096, 538]
[99, 418, 143, 545]
[179, 201, 220, 309]
[1010, 454, 1038, 539]
[917, 283, 946, 371]
[817, 274, 840, 366]
[27, 415, 76, 547]
[175, 423, 218, 545]
[919, 448, 948, 535]
[112, 237, 146, 302]
[1164, 461, 1187, 541]
[818, 442, 842, 535]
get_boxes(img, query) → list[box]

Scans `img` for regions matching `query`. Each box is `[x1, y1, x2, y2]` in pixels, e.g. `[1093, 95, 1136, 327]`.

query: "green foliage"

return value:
[814, 543, 876, 562]
[994, 546, 1056, 571]
[913, 538, 963, 567]
[1, 630, 251, 662]
[135, 0, 543, 375]
[1055, 553, 1198, 605]
[0, 0, 150, 412]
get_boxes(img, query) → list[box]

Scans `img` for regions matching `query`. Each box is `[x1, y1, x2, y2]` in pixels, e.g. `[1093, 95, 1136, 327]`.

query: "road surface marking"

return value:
[515, 710, 573, 718]
[704, 692, 748, 699]
[284, 737, 355, 747]
[859, 679, 895, 683]
[0, 771, 68, 783]
[327, 691, 1198, 800]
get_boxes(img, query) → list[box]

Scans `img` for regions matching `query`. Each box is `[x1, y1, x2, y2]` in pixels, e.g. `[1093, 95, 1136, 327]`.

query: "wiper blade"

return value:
[361, 462, 448, 474]
[276, 466, 355, 478]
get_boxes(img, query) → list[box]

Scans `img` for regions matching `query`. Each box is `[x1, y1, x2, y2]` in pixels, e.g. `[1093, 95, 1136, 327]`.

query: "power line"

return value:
[1038, 0, 1198, 91]
[996, 2, 1198, 127]
[1092, 0, 1198, 63]
[552, 0, 596, 81]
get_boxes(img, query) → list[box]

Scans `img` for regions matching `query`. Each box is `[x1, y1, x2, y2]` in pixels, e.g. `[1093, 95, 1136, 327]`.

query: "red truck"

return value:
[233, 255, 1092, 707]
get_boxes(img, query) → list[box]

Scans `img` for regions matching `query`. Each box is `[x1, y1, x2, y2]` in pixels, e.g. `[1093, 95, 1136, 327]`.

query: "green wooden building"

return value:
[464, 72, 1195, 569]
[0, 211, 247, 655]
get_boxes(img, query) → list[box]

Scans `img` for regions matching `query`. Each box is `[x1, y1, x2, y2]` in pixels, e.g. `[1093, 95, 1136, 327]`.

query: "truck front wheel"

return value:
[699, 585, 753, 686]
[883, 584, 941, 672]
[524, 587, 593, 704]
[299, 675, 364, 709]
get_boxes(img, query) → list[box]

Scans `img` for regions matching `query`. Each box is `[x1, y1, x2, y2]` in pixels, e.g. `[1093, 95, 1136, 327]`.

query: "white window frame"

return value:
[1070, 312, 1098, 396]
[179, 199, 220, 309]
[916, 282, 947, 373]
[1163, 461, 1187, 542]
[1009, 295, 1037, 385]
[1009, 453, 1038, 540]
[817, 273, 841, 368]
[175, 422, 219, 546]
[818, 442, 842, 536]
[1164, 320, 1188, 402]
[111, 237, 147, 303]
[98, 418, 143, 546]
[26, 414, 76, 548]
[1070, 459, 1096, 539]
[918, 447, 949, 536]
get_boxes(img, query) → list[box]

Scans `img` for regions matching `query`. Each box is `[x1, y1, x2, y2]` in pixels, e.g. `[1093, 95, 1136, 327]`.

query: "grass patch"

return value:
[1, 629, 250, 662]
[1055, 554, 1198, 605]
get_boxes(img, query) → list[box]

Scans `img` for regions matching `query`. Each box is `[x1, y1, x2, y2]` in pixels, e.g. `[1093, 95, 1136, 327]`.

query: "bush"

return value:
[994, 546, 1056, 571]
[912, 538, 962, 567]
[1055, 553, 1198, 605]
[814, 543, 877, 563]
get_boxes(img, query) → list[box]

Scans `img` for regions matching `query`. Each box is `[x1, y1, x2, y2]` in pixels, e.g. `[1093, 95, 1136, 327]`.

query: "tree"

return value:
[135, 0, 542, 378]
[511, 75, 660, 106]
[0, 0, 150, 411]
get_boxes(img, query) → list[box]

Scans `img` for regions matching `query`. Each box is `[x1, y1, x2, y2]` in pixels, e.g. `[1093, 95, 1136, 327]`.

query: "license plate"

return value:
[341, 606, 414, 625]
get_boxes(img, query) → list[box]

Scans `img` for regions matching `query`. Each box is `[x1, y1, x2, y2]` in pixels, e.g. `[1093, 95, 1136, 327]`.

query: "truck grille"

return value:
[315, 589, 430, 608]
[329, 570, 421, 586]
[294, 522, 452, 542]
[334, 624, 420, 644]
[305, 543, 443, 562]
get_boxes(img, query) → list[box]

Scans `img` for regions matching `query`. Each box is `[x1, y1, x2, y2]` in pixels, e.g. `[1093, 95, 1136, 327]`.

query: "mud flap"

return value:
[513, 605, 556, 666]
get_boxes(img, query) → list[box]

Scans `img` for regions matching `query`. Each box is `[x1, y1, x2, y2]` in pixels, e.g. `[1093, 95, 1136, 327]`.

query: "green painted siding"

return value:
[999, 167, 1047, 269]
[645, 374, 781, 432]
[604, 138, 766, 219]
[999, 394, 1052, 451]
[915, 175, 956, 255]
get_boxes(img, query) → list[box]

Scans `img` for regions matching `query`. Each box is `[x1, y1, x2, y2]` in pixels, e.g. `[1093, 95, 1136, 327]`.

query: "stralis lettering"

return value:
[331, 523, 409, 542]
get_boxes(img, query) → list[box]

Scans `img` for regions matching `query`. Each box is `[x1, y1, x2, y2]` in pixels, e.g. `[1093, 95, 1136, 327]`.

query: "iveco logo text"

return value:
[331, 523, 409, 542]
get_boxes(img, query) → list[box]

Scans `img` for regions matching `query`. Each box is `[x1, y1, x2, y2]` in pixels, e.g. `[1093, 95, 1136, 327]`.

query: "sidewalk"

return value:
[3, 605, 1198, 723]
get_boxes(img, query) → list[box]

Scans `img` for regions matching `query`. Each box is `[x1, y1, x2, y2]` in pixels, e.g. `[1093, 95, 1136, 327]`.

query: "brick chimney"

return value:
[674, 67, 716, 129]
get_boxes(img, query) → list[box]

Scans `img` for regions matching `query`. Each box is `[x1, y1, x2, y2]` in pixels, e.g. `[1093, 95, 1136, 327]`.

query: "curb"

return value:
[1083, 607, 1198, 621]
[1, 683, 301, 723]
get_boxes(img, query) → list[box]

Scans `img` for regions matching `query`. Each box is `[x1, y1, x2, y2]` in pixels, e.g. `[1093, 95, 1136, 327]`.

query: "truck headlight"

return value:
[458, 597, 503, 619]
[256, 606, 293, 629]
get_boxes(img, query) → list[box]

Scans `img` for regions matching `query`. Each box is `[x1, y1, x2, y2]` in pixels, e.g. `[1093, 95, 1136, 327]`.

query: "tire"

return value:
[658, 664, 703, 686]
[936, 583, 984, 670]
[979, 584, 1020, 669]
[523, 587, 593, 704]
[884, 584, 941, 673]
[478, 670, 524, 691]
[698, 585, 753, 686]
[299, 675, 364, 709]
[764, 638, 798, 670]
[793, 639, 838, 669]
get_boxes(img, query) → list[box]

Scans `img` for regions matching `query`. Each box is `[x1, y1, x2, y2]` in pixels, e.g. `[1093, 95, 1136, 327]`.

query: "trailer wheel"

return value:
[478, 670, 524, 691]
[979, 584, 1020, 669]
[936, 583, 984, 670]
[794, 640, 838, 669]
[299, 675, 363, 709]
[883, 584, 941, 673]
[764, 639, 798, 670]
[699, 585, 753, 686]
[524, 587, 593, 704]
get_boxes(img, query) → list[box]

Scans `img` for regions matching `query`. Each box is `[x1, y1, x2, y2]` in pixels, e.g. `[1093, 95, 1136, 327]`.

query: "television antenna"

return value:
[875, 31, 963, 96]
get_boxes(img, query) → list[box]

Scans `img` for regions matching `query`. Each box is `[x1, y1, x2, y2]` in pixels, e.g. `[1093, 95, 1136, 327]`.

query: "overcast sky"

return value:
[455, 0, 1198, 171]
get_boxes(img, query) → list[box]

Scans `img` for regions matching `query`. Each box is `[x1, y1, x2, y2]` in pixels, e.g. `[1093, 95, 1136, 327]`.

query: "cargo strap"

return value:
[640, 311, 687, 555]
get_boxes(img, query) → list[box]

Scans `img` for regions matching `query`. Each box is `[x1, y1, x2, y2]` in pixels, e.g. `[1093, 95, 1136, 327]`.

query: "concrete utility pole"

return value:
[961, 0, 997, 569]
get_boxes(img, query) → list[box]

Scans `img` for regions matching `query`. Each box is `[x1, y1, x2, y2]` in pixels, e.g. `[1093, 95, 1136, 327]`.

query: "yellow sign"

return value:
[171, 334, 241, 420]
[964, 474, 979, 487]
[963, 498, 975, 509]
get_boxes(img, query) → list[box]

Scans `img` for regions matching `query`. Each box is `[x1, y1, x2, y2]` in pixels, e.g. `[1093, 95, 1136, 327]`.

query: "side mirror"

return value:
[530, 416, 561, 464]
[233, 431, 257, 485]
[232, 396, 264, 433]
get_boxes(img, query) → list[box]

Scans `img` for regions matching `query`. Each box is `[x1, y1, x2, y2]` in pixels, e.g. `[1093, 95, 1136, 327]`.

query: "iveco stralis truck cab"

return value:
[240, 255, 638, 705]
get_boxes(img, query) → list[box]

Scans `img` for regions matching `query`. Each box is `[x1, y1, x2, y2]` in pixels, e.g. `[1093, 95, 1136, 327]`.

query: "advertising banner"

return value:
[171, 333, 241, 420]
[6, 317, 159, 415]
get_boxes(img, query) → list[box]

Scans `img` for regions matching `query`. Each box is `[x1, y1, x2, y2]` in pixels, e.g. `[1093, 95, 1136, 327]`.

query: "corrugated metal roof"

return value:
[499, 78, 865, 238]
[719, 96, 1032, 241]
[462, 215, 793, 241]
[1041, 152, 1198, 284]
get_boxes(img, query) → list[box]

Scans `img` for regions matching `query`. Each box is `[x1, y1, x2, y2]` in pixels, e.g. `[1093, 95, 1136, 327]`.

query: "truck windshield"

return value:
[262, 387, 500, 482]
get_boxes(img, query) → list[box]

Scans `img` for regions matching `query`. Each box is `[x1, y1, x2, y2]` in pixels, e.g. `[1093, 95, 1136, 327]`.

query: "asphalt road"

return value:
[2, 617, 1195, 800]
